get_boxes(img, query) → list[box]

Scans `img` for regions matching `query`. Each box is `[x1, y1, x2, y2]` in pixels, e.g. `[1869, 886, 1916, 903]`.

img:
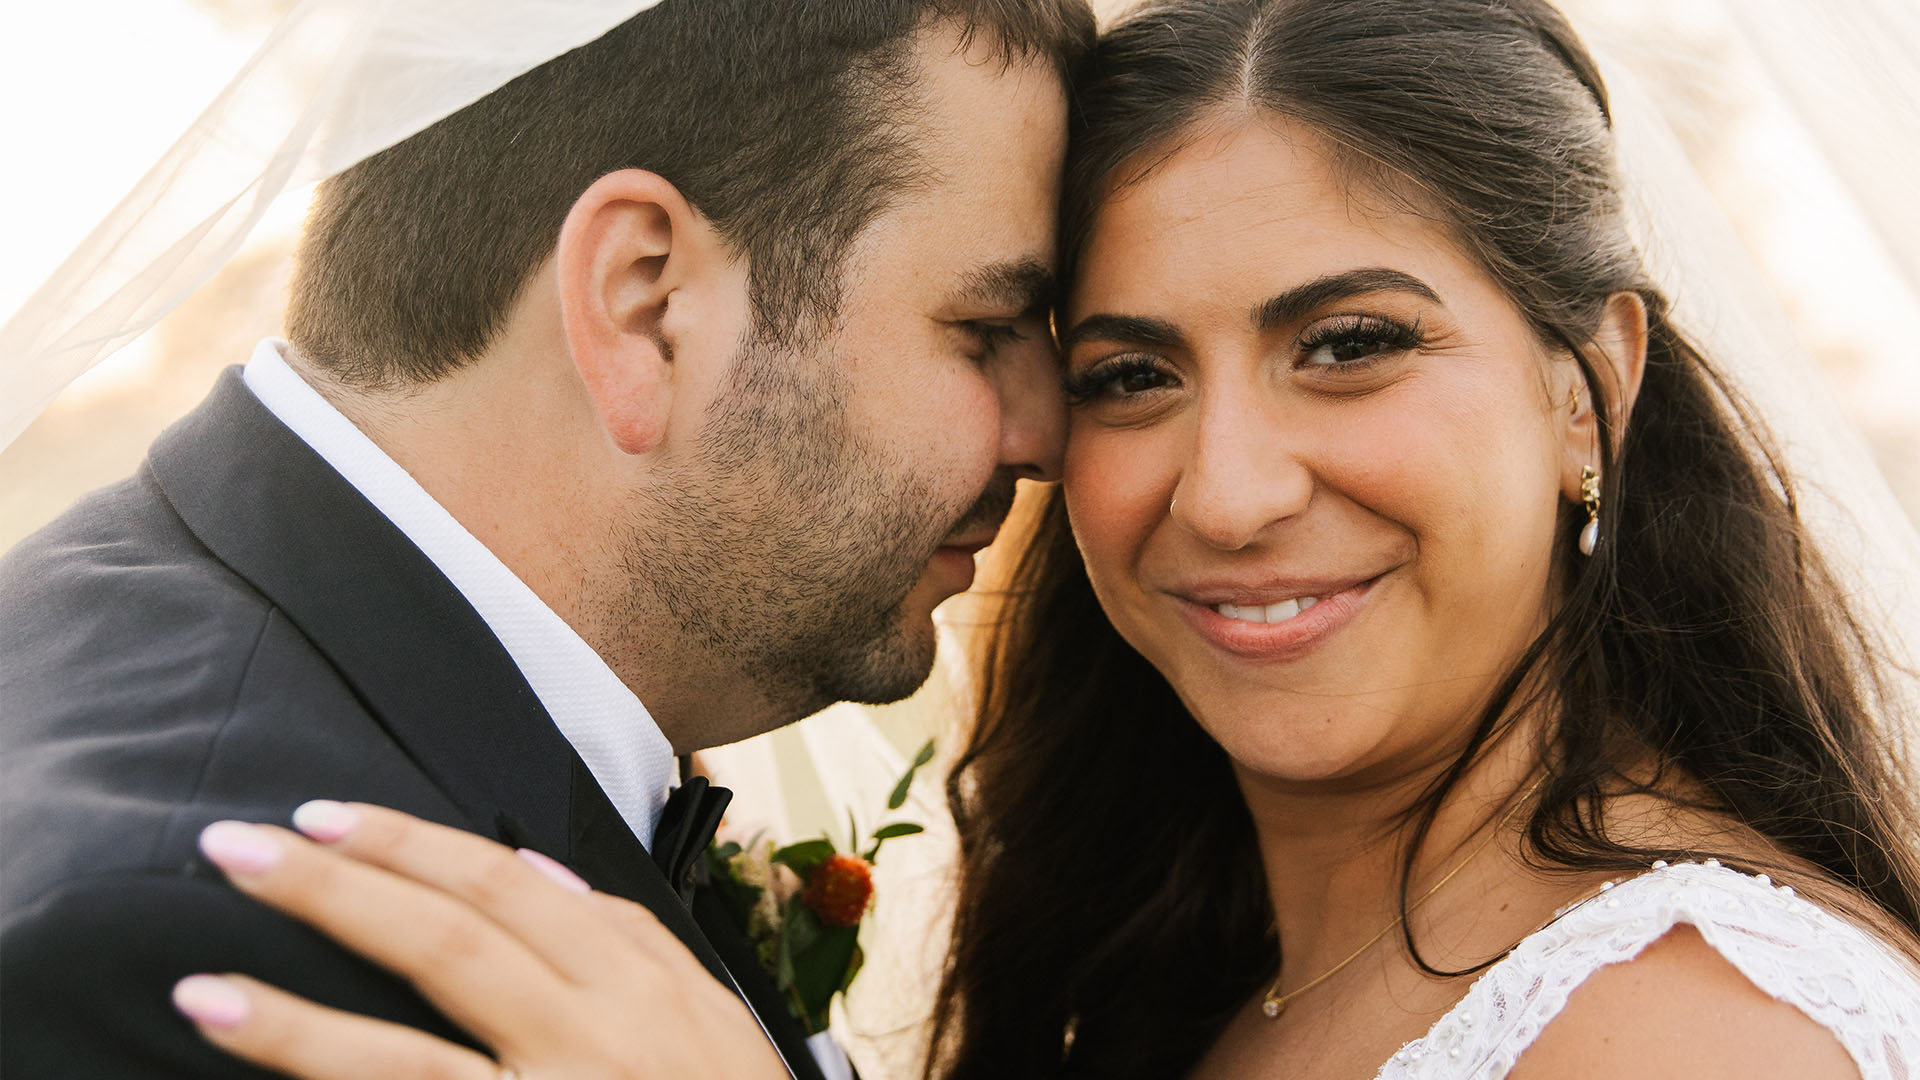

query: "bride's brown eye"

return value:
[1062, 357, 1175, 405]
[1323, 338, 1381, 364]
[1296, 314, 1425, 369]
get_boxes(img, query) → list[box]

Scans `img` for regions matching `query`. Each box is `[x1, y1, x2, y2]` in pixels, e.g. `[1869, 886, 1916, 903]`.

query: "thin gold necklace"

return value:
[1261, 778, 1543, 1021]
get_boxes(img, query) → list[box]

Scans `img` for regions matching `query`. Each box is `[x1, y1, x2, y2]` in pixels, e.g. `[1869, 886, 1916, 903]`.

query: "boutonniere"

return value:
[705, 740, 936, 1034]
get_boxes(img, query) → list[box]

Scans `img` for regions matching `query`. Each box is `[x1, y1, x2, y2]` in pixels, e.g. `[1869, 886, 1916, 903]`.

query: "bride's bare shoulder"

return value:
[1509, 923, 1859, 1080]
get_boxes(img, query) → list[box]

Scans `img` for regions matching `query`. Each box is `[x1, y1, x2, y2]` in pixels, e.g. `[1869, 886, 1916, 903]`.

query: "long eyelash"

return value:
[1061, 356, 1163, 404]
[1297, 314, 1425, 356]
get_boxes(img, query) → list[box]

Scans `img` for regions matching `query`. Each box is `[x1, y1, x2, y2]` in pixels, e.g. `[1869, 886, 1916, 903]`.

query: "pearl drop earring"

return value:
[1578, 466, 1601, 556]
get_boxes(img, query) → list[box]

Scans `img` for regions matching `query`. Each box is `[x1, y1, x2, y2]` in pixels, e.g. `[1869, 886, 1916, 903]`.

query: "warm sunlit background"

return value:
[2, 1, 1916, 1076]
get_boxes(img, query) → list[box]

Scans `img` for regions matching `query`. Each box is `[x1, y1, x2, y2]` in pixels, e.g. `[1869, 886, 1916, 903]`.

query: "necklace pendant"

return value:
[1261, 998, 1283, 1020]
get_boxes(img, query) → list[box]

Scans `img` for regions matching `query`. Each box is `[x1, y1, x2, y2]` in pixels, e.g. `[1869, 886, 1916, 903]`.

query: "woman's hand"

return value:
[173, 801, 790, 1080]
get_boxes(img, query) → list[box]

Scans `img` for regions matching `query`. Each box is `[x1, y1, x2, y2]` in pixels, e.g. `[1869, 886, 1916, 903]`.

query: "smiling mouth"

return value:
[1212, 596, 1323, 624]
[1174, 575, 1383, 661]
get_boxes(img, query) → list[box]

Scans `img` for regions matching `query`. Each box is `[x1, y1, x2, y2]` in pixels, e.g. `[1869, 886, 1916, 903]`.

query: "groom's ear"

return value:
[556, 169, 741, 456]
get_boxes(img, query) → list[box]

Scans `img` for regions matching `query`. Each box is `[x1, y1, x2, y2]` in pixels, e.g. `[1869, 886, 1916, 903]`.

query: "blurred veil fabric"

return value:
[0, 0, 667, 453]
[1721, 0, 1920, 298]
[0, 1, 1917, 1076]
[1571, 0, 1920, 712]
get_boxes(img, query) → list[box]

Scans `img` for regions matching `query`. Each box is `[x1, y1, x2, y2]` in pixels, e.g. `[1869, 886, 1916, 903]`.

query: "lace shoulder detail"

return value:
[1374, 861, 1920, 1080]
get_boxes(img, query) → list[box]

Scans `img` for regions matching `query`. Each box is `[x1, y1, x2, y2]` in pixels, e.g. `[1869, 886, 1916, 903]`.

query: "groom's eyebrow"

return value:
[958, 258, 1057, 315]
[1253, 268, 1442, 330]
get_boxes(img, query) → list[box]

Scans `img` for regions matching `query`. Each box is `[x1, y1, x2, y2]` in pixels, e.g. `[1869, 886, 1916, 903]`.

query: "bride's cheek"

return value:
[1064, 428, 1178, 629]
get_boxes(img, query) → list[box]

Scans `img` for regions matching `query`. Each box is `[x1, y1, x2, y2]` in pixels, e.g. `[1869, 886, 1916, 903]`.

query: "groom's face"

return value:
[635, 31, 1068, 717]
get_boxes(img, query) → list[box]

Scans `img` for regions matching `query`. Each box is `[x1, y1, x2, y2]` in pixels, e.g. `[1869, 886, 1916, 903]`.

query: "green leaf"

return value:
[789, 923, 860, 1026]
[783, 903, 823, 957]
[840, 943, 866, 994]
[887, 740, 937, 810]
[775, 914, 798, 991]
[710, 840, 742, 861]
[886, 776, 912, 811]
[774, 906, 842, 1033]
[772, 839, 835, 878]
[865, 821, 926, 862]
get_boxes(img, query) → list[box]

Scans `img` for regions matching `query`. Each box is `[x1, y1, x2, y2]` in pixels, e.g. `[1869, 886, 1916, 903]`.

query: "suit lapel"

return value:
[564, 758, 733, 982]
[151, 368, 579, 856]
[567, 761, 829, 1080]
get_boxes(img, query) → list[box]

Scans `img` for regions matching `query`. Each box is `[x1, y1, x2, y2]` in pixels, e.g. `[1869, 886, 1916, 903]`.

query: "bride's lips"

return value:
[1174, 576, 1379, 661]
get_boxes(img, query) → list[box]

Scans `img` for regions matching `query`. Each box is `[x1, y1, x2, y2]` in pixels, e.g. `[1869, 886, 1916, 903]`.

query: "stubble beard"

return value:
[621, 329, 966, 716]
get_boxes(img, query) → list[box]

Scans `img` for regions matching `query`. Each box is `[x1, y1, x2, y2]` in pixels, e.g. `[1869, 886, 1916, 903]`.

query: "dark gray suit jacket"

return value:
[0, 368, 825, 1079]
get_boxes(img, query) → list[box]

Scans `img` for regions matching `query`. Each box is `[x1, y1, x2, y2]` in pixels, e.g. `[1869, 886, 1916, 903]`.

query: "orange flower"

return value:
[802, 853, 874, 928]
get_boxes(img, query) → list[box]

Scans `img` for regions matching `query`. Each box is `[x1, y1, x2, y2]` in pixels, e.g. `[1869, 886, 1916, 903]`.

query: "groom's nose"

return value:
[994, 336, 1067, 483]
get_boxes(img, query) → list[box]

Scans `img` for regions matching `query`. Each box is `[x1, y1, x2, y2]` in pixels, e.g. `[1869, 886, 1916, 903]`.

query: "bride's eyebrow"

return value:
[1058, 313, 1185, 350]
[1060, 269, 1443, 350]
[1253, 268, 1442, 330]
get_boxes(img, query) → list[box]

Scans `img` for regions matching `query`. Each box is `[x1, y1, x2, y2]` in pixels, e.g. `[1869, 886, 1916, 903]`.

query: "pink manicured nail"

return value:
[198, 821, 282, 875]
[173, 975, 250, 1028]
[517, 848, 592, 894]
[291, 800, 359, 843]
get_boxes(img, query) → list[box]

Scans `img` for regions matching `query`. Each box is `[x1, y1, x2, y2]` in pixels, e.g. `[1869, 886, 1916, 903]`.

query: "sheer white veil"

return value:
[1570, 0, 1920, 716]
[0, 0, 667, 453]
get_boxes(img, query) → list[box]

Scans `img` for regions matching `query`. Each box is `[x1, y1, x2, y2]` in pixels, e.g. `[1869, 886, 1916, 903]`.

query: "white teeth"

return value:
[1214, 597, 1318, 624]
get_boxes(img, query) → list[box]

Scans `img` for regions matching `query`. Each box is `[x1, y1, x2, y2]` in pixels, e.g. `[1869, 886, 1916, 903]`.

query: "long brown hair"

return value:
[930, 2, 1920, 1076]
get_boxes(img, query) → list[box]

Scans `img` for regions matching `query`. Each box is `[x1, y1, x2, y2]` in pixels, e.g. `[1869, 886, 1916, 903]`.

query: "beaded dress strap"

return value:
[1372, 860, 1920, 1080]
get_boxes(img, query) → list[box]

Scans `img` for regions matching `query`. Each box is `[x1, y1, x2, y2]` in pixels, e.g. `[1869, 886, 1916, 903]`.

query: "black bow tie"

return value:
[651, 776, 732, 907]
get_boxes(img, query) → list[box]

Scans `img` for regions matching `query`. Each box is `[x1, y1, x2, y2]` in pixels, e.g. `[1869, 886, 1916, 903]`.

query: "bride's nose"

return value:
[1167, 392, 1311, 550]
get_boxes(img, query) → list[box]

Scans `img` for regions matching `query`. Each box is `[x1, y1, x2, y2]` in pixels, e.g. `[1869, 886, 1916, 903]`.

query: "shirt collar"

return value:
[243, 339, 674, 846]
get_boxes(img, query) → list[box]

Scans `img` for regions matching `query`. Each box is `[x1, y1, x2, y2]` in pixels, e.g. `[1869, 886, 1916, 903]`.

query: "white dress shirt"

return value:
[243, 339, 675, 847]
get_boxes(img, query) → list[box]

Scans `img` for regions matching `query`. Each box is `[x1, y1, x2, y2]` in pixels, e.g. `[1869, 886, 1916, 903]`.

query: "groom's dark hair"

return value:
[285, 0, 1093, 388]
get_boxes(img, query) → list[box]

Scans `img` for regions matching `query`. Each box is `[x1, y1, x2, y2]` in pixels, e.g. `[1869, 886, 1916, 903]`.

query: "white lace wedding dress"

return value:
[1376, 860, 1920, 1079]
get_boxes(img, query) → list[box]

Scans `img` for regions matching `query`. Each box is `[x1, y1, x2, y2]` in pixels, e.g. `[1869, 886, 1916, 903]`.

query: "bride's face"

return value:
[1060, 119, 1583, 786]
